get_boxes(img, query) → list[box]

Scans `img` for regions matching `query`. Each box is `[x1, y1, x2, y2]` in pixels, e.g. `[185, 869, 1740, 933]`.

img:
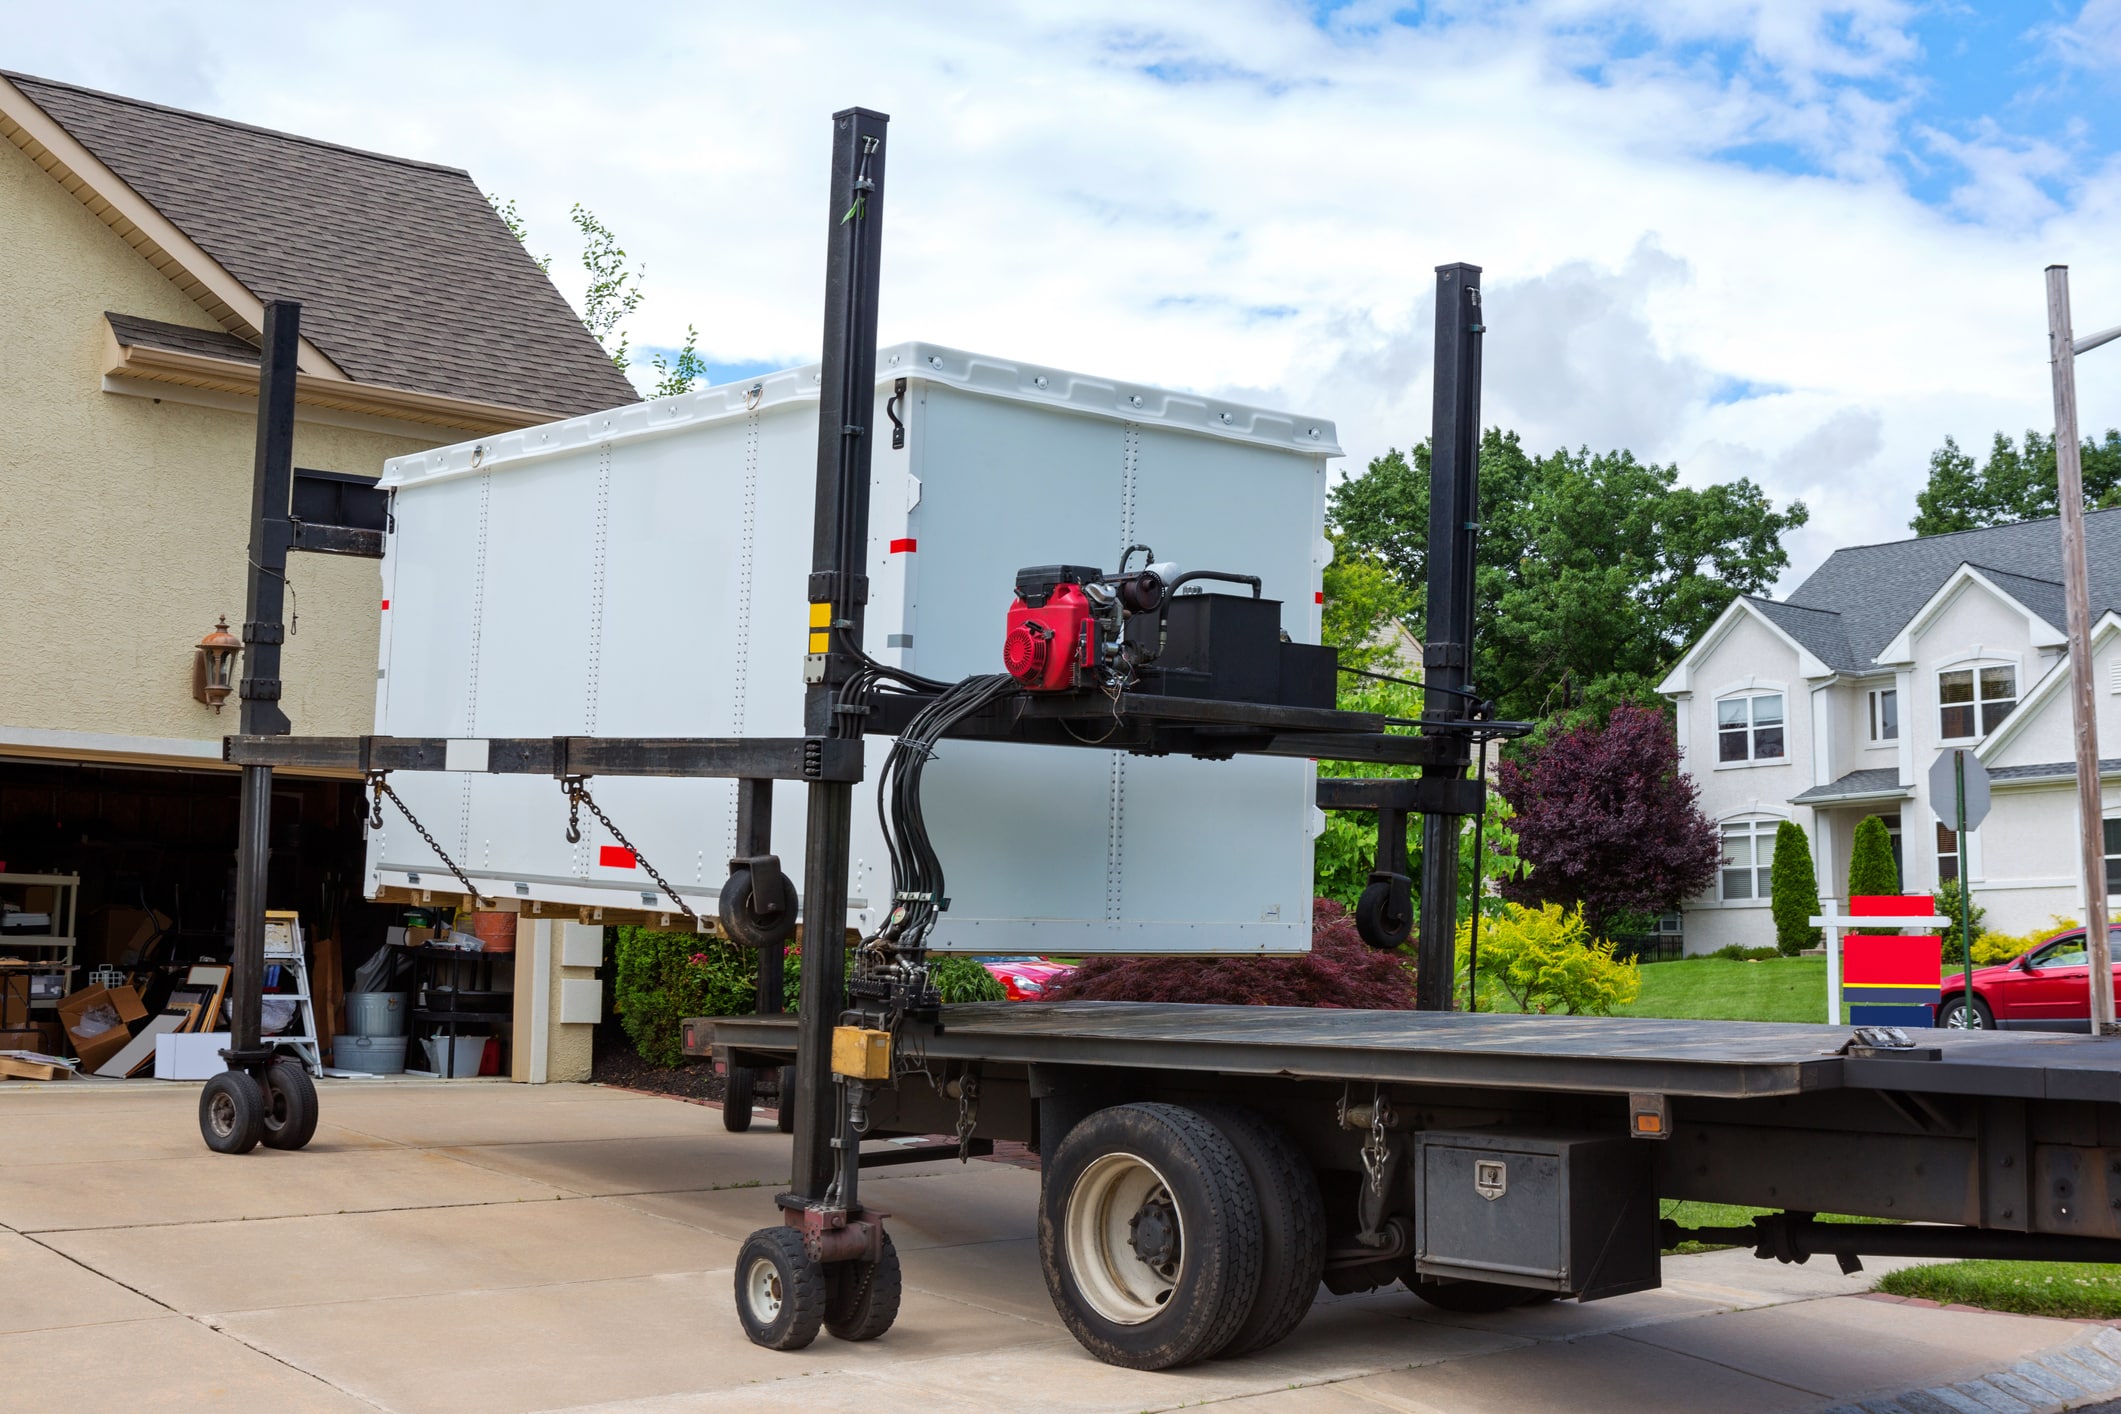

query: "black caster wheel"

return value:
[825, 1231, 902, 1341]
[1355, 878, 1413, 949]
[723, 1063, 756, 1133]
[200, 1069, 265, 1155]
[260, 1057, 319, 1151]
[719, 868, 800, 948]
[735, 1226, 827, 1350]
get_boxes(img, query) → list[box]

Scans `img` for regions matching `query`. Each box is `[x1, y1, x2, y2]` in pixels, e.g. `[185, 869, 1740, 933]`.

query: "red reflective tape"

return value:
[889, 538, 917, 554]
[598, 845, 637, 869]
[380, 599, 390, 610]
[1315, 591, 1325, 604]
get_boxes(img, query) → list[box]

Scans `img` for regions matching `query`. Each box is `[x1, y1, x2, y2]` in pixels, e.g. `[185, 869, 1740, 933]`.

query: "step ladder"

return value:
[261, 910, 323, 1077]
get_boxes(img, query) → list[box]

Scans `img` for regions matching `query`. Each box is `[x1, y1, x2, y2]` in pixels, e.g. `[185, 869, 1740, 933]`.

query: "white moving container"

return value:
[369, 343, 1341, 954]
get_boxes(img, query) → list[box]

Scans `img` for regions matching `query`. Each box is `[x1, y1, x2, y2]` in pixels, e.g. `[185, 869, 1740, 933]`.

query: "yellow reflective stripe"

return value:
[809, 632, 831, 653]
[809, 602, 832, 627]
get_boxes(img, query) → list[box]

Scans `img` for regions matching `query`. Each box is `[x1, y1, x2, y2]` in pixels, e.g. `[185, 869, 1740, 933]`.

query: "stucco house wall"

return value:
[0, 135, 436, 758]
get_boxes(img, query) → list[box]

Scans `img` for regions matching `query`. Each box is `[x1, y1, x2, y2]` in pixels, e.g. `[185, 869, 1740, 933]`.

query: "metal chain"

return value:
[1360, 1087, 1394, 1196]
[955, 1070, 980, 1162]
[366, 773, 483, 902]
[560, 776, 696, 920]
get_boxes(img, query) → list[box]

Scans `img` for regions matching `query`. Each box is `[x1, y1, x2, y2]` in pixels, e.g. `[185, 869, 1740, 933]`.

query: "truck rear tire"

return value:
[723, 1064, 756, 1132]
[1196, 1104, 1325, 1357]
[1038, 1102, 1262, 1370]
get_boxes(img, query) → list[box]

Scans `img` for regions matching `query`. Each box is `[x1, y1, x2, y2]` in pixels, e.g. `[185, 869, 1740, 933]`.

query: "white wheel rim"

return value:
[1065, 1151, 1183, 1325]
[745, 1255, 784, 1322]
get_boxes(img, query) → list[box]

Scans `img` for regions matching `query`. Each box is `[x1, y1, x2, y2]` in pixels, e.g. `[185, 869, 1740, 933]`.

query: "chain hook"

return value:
[366, 772, 386, 830]
[561, 775, 584, 845]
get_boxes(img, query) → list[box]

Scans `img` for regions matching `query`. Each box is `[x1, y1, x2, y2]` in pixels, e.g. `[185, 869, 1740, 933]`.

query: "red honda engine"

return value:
[1003, 565, 1102, 691]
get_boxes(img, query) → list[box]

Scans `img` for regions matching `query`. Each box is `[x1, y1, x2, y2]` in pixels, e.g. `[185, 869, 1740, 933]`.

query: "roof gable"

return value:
[1876, 562, 2069, 665]
[1658, 595, 1832, 694]
[5, 71, 637, 420]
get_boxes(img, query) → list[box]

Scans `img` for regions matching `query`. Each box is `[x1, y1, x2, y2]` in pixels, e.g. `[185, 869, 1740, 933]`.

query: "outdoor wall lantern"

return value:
[193, 616, 241, 712]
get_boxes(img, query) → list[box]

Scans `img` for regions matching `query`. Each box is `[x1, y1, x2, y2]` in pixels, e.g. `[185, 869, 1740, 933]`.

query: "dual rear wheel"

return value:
[199, 1059, 317, 1154]
[732, 1225, 903, 1351]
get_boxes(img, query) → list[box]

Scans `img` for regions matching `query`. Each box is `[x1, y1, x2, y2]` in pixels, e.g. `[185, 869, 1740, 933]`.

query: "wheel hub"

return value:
[745, 1255, 784, 1321]
[1127, 1194, 1179, 1275]
[208, 1092, 236, 1137]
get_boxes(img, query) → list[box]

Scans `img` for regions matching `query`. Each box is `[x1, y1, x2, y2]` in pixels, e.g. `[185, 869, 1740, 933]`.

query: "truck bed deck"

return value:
[709, 1001, 2121, 1102]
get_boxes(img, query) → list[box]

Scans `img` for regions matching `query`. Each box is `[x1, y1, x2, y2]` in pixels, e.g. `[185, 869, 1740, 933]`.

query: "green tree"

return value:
[1846, 815, 1901, 932]
[1320, 535, 1414, 673]
[1768, 820, 1820, 957]
[1329, 431, 1808, 722]
[1910, 430, 2121, 535]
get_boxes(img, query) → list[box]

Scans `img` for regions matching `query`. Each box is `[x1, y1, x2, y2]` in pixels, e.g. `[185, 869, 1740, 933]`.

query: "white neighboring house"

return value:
[1659, 509, 2121, 955]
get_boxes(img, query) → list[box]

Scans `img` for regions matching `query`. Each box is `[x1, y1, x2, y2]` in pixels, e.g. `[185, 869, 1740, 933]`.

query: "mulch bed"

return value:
[590, 1045, 728, 1104]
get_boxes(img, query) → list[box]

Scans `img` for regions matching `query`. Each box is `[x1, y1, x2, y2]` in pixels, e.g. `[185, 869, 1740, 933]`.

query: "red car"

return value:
[1936, 927, 2121, 1031]
[978, 956, 1075, 1001]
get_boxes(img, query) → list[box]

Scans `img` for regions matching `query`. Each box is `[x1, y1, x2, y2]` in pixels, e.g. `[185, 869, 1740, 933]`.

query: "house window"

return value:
[1720, 820, 1777, 900]
[1938, 665, 2016, 739]
[1717, 693, 1786, 764]
[2105, 818, 2121, 895]
[1868, 688, 1899, 742]
[1937, 821, 1958, 884]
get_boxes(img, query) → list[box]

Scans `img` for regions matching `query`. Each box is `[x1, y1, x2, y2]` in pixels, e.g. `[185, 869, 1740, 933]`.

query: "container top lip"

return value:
[378, 340, 1343, 489]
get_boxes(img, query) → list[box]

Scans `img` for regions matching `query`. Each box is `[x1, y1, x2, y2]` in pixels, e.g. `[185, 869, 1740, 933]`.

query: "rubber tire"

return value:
[1196, 1105, 1326, 1358]
[1038, 1102, 1263, 1371]
[1938, 995, 1995, 1030]
[1405, 1275, 1537, 1313]
[199, 1070, 265, 1155]
[260, 1058, 319, 1151]
[775, 1066, 797, 1134]
[720, 868, 800, 948]
[734, 1226, 828, 1351]
[723, 1064, 756, 1133]
[1355, 879, 1413, 949]
[824, 1230, 903, 1341]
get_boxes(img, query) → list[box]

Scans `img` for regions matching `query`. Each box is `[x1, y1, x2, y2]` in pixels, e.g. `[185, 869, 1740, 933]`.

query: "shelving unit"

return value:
[0, 872, 79, 1013]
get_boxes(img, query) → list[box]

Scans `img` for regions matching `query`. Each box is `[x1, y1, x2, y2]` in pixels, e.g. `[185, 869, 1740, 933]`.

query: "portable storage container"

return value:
[368, 343, 1340, 954]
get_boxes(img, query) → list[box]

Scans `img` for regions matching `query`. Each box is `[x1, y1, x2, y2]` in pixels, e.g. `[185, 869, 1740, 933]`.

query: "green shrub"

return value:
[1769, 821, 1821, 957]
[1457, 902, 1640, 1015]
[1932, 879, 1987, 942]
[612, 928, 803, 1069]
[1706, 943, 1781, 961]
[930, 955, 1007, 1003]
[1948, 929, 2028, 967]
[1847, 816, 1901, 932]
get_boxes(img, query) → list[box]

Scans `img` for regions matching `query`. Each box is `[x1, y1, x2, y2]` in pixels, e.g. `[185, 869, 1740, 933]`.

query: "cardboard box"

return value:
[56, 984, 148, 1073]
[0, 1028, 43, 1051]
[154, 1031, 232, 1081]
[79, 905, 170, 967]
[0, 971, 26, 1028]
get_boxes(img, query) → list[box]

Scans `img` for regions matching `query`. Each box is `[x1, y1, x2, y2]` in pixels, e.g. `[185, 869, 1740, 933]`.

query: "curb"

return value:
[1826, 1323, 2121, 1413]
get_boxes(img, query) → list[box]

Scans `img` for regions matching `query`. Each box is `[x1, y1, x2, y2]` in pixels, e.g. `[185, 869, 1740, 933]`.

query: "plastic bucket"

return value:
[333, 1034, 407, 1074]
[346, 992, 408, 1037]
[423, 1033, 487, 1078]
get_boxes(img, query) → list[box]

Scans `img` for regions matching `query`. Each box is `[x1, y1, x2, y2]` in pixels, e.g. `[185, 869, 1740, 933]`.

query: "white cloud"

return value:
[9, 0, 2121, 593]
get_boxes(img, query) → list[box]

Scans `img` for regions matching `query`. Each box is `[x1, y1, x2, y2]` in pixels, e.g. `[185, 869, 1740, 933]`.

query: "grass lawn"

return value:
[1618, 956, 1828, 1023]
[1876, 1261, 2121, 1319]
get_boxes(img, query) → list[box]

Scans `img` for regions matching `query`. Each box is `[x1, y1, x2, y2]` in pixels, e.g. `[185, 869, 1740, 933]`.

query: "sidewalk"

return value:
[2, 1077, 2114, 1413]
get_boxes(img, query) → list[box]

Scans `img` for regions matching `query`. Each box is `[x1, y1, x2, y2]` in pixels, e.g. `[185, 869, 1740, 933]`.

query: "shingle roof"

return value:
[1788, 768, 1911, 805]
[1987, 759, 2121, 783]
[1746, 597, 1856, 672]
[1779, 509, 2121, 669]
[11, 72, 637, 419]
[105, 310, 260, 363]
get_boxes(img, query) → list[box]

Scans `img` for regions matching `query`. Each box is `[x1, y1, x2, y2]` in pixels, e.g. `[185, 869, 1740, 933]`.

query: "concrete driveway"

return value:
[4, 1077, 2118, 1413]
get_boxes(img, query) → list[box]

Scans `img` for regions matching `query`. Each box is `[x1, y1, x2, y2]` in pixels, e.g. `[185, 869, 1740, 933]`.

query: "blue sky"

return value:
[11, 0, 2121, 583]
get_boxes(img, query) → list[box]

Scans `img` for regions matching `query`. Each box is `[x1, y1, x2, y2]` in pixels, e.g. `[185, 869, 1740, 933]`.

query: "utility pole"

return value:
[2046, 265, 2118, 1036]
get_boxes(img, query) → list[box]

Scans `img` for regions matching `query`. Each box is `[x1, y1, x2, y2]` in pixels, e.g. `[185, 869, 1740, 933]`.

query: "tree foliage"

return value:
[1328, 431, 1808, 721]
[1455, 902, 1640, 1015]
[1312, 678, 1523, 921]
[1910, 430, 2121, 536]
[570, 203, 645, 373]
[1847, 815, 1901, 933]
[1768, 820, 1820, 957]
[1320, 534, 1414, 673]
[1496, 704, 1721, 939]
[1043, 899, 1417, 1008]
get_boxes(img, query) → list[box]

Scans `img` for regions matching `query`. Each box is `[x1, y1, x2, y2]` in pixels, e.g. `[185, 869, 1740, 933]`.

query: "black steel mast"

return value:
[790, 107, 890, 1200]
[228, 300, 301, 1059]
[1414, 265, 1483, 1011]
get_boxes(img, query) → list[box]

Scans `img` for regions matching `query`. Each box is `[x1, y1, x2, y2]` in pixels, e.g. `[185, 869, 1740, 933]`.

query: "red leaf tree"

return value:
[1497, 704, 1720, 940]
